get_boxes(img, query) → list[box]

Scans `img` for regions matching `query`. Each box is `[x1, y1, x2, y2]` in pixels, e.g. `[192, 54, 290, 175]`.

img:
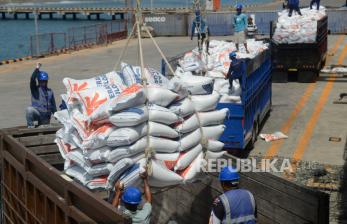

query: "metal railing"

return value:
[30, 20, 127, 57]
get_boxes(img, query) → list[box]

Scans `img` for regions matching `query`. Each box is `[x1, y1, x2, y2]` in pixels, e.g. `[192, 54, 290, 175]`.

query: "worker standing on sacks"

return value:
[225, 52, 245, 89]
[191, 10, 210, 53]
[233, 4, 249, 53]
[209, 166, 257, 224]
[288, 0, 302, 17]
[26, 63, 57, 128]
[112, 171, 152, 224]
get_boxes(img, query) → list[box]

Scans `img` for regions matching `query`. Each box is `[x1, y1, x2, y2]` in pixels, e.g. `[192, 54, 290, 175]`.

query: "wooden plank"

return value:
[240, 176, 315, 223]
[27, 144, 59, 155]
[17, 134, 56, 147]
[38, 154, 64, 165]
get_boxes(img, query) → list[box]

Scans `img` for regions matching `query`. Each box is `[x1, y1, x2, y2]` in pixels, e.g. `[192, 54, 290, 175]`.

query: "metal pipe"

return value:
[34, 11, 40, 56]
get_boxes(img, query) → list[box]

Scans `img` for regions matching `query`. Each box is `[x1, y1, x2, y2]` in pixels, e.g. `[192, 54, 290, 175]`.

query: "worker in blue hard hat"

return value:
[225, 52, 246, 90]
[191, 10, 210, 53]
[209, 166, 256, 224]
[26, 63, 57, 128]
[288, 0, 302, 17]
[233, 4, 249, 53]
[112, 170, 152, 224]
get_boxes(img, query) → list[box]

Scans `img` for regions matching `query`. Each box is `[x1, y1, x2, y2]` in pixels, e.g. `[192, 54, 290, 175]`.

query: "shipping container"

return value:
[143, 13, 188, 36]
[327, 9, 347, 34]
[0, 127, 329, 224]
[188, 12, 234, 36]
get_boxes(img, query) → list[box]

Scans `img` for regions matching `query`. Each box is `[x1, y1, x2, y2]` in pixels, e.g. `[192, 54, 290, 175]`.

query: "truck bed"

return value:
[0, 127, 330, 224]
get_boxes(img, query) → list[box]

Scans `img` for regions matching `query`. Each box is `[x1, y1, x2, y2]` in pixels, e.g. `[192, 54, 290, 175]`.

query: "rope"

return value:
[135, 0, 153, 175]
[113, 23, 136, 71]
[187, 95, 208, 159]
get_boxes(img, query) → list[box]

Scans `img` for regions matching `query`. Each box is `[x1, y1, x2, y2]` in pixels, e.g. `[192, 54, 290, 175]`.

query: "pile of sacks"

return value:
[175, 39, 269, 103]
[273, 7, 326, 44]
[54, 62, 228, 190]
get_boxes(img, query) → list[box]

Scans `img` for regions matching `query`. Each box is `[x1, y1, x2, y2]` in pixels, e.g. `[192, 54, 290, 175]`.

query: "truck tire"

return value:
[272, 70, 288, 83]
[298, 70, 317, 83]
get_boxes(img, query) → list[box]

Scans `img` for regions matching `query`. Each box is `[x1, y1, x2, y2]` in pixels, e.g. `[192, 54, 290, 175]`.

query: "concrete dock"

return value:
[0, 35, 346, 167]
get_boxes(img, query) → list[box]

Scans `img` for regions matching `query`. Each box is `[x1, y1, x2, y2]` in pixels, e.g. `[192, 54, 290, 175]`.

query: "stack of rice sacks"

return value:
[54, 62, 228, 190]
[175, 39, 269, 103]
[273, 7, 327, 44]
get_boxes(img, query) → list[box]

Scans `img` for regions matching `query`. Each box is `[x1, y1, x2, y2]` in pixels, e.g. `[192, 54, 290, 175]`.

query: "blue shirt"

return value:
[234, 13, 248, 33]
[288, 0, 299, 6]
[227, 59, 246, 86]
[191, 17, 208, 38]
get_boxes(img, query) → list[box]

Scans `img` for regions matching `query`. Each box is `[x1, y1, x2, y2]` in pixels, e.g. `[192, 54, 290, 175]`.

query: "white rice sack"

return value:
[191, 93, 220, 112]
[63, 71, 125, 106]
[199, 108, 229, 126]
[54, 110, 73, 131]
[107, 123, 147, 147]
[207, 70, 225, 78]
[202, 125, 226, 140]
[147, 85, 179, 107]
[174, 114, 199, 134]
[220, 95, 241, 104]
[107, 84, 147, 113]
[84, 146, 112, 164]
[65, 165, 90, 185]
[86, 176, 108, 190]
[206, 150, 226, 159]
[55, 138, 76, 160]
[149, 136, 180, 153]
[85, 163, 114, 177]
[174, 144, 202, 171]
[149, 122, 179, 139]
[180, 129, 202, 152]
[143, 159, 183, 187]
[230, 79, 242, 96]
[213, 78, 230, 95]
[149, 104, 180, 125]
[174, 67, 193, 77]
[66, 149, 92, 168]
[119, 163, 144, 188]
[107, 158, 134, 188]
[169, 98, 195, 117]
[106, 138, 147, 163]
[172, 75, 214, 95]
[155, 152, 180, 161]
[109, 106, 148, 127]
[180, 152, 204, 183]
[133, 66, 171, 87]
[120, 62, 142, 86]
[79, 124, 115, 150]
[206, 140, 225, 152]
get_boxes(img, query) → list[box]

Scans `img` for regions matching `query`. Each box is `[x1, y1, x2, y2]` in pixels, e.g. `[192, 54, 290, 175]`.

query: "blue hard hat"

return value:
[195, 10, 201, 16]
[219, 166, 240, 182]
[122, 187, 142, 205]
[229, 52, 237, 58]
[236, 4, 243, 10]
[38, 71, 49, 81]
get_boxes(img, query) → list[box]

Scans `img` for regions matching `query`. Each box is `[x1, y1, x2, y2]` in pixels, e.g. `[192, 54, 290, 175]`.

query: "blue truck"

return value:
[162, 48, 272, 150]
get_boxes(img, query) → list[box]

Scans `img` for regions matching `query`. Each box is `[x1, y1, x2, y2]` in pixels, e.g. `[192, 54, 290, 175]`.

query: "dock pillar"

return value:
[87, 14, 91, 20]
[38, 14, 42, 20]
[62, 14, 66, 20]
[96, 13, 100, 20]
[49, 13, 53, 19]
[120, 13, 124, 20]
[1, 12, 5, 19]
[72, 13, 77, 20]
[112, 14, 116, 20]
[25, 12, 30, 19]
[14, 13, 18, 20]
